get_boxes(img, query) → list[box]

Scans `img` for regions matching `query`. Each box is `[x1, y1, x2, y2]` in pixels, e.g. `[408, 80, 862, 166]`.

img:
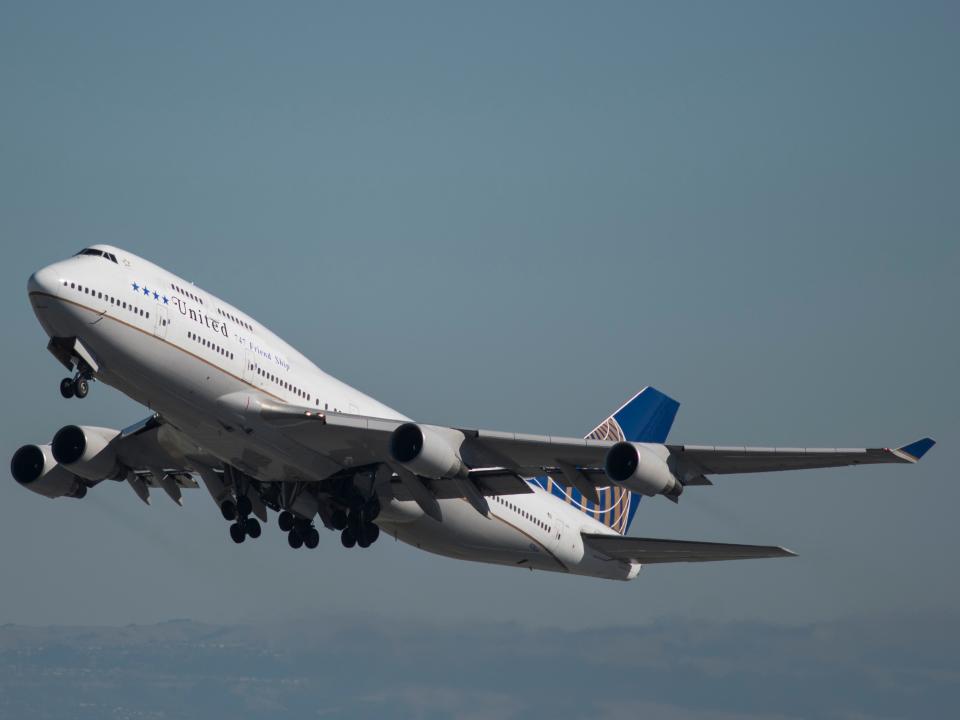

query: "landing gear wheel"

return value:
[236, 495, 252, 517]
[361, 496, 381, 523]
[60, 378, 75, 398]
[278, 510, 294, 532]
[287, 529, 304, 549]
[220, 500, 237, 521]
[340, 527, 356, 548]
[357, 522, 380, 549]
[73, 378, 89, 399]
[245, 517, 262, 539]
[303, 527, 320, 549]
[331, 509, 348, 531]
[229, 523, 246, 544]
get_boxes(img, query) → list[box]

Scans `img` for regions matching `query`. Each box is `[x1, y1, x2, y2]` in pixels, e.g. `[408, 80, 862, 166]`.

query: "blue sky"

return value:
[0, 0, 957, 651]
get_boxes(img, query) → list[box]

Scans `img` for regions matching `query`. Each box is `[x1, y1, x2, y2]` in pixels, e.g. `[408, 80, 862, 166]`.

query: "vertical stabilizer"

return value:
[534, 387, 680, 534]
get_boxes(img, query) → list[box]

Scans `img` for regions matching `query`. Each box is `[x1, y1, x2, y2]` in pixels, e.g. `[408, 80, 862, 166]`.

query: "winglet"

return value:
[896, 437, 936, 462]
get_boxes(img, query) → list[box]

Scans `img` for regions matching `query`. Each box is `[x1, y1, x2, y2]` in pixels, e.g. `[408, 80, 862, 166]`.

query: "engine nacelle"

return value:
[10, 444, 87, 499]
[51, 425, 121, 482]
[389, 423, 466, 480]
[604, 442, 682, 499]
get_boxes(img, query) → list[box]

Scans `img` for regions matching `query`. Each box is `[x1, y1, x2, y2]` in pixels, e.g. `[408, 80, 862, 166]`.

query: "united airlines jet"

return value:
[12, 246, 935, 580]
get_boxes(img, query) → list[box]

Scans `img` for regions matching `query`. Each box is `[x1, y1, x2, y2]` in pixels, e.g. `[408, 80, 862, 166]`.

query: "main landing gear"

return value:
[59, 372, 91, 399]
[221, 494, 262, 544]
[336, 496, 381, 550]
[277, 510, 320, 550]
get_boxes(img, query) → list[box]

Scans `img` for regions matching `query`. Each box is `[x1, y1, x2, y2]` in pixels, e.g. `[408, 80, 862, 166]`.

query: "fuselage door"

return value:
[548, 512, 565, 554]
[153, 304, 169, 339]
[242, 349, 257, 384]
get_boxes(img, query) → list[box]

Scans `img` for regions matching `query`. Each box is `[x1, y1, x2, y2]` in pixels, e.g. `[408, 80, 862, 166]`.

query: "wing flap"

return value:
[389, 469, 533, 502]
[582, 533, 796, 564]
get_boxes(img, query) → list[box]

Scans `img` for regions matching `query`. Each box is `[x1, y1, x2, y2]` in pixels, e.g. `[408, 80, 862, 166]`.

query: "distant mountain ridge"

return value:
[1, 616, 957, 719]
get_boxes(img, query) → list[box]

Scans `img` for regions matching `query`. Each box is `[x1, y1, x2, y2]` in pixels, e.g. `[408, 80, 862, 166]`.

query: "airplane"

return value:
[11, 246, 935, 581]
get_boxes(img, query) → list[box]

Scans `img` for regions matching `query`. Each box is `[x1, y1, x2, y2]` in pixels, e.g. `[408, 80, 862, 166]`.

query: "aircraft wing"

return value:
[664, 438, 936, 475]
[262, 401, 933, 482]
[13, 414, 208, 506]
[582, 533, 796, 563]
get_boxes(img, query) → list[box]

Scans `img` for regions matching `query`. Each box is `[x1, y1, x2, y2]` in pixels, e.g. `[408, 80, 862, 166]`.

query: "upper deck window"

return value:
[75, 248, 119, 263]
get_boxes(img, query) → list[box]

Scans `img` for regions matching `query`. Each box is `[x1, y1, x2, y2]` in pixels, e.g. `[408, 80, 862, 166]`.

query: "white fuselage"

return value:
[27, 247, 638, 581]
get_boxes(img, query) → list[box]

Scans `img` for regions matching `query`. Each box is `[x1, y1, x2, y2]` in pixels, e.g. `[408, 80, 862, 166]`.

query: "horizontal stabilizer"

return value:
[582, 533, 796, 564]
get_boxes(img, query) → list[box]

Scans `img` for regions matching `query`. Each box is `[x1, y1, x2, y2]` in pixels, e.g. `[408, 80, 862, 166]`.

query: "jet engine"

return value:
[51, 425, 121, 482]
[389, 423, 466, 479]
[10, 444, 87, 499]
[604, 442, 682, 499]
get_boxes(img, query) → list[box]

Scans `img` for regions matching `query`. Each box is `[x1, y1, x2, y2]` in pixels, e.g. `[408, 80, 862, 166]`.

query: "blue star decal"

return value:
[152, 290, 159, 300]
[162, 295, 169, 304]
[142, 286, 150, 296]
[132, 282, 139, 292]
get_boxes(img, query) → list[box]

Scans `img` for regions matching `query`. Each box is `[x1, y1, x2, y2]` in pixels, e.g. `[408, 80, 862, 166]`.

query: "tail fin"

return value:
[586, 386, 680, 444]
[535, 387, 680, 535]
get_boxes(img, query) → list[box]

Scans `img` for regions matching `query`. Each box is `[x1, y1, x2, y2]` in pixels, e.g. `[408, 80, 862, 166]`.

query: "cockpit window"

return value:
[75, 248, 119, 263]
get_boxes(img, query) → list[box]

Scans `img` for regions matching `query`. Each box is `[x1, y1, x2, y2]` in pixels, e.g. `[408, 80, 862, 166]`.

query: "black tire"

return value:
[362, 496, 381, 523]
[304, 527, 320, 549]
[59, 378, 75, 398]
[220, 500, 237, 521]
[278, 510, 294, 532]
[245, 517, 262, 539]
[356, 522, 372, 548]
[229, 523, 245, 544]
[287, 529, 303, 549]
[236, 495, 252, 517]
[365, 522, 380, 545]
[340, 527, 356, 549]
[74, 378, 89, 399]
[331, 509, 348, 531]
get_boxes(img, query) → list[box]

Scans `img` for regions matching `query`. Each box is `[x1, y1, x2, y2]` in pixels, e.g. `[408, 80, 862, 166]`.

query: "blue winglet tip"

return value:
[899, 437, 935, 461]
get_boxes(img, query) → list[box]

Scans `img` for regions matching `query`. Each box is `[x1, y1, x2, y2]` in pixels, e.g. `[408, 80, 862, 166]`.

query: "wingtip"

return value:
[779, 547, 798, 558]
[898, 437, 936, 462]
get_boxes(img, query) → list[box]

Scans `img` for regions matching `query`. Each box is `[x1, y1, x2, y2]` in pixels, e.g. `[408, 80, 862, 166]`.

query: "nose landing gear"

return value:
[59, 373, 91, 399]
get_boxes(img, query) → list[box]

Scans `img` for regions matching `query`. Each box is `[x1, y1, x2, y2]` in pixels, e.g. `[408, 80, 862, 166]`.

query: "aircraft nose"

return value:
[27, 265, 61, 297]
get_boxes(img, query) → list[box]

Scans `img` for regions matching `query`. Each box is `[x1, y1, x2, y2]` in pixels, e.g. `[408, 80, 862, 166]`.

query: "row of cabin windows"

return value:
[245, 362, 340, 412]
[187, 331, 234, 360]
[216, 307, 253, 332]
[491, 496, 550, 532]
[64, 280, 150, 319]
[75, 248, 119, 263]
[170, 282, 203, 305]
[250, 363, 311, 401]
